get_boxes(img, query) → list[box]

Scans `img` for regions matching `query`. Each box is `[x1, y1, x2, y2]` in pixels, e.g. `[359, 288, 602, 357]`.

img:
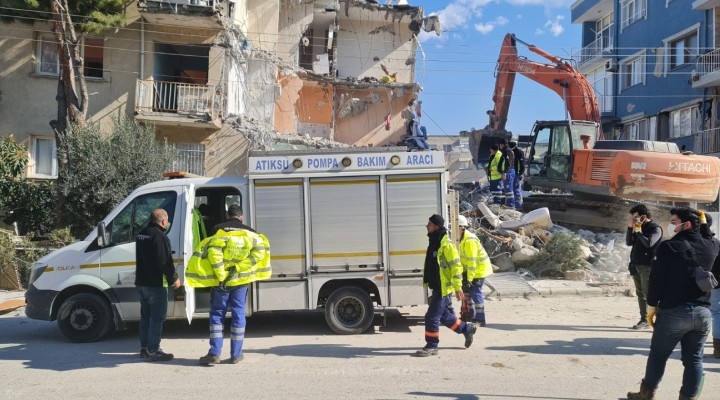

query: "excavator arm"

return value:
[491, 33, 602, 138]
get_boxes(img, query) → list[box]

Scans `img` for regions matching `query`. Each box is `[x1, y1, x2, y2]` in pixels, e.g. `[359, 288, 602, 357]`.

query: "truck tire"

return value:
[324, 287, 374, 334]
[57, 293, 113, 343]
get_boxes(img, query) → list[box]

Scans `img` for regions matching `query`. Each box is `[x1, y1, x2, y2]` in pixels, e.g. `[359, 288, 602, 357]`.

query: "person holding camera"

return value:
[626, 205, 663, 330]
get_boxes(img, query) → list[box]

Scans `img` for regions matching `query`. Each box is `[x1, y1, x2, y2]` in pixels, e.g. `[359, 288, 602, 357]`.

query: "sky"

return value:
[413, 0, 582, 138]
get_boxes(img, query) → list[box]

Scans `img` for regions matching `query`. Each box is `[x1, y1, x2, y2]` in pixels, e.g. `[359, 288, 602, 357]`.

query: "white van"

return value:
[25, 148, 447, 342]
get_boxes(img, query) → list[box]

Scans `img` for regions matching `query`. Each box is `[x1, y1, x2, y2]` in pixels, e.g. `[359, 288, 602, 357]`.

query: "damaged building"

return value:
[0, 0, 440, 179]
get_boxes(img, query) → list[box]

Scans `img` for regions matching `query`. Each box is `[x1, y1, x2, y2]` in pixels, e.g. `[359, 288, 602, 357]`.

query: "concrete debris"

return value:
[457, 185, 633, 284]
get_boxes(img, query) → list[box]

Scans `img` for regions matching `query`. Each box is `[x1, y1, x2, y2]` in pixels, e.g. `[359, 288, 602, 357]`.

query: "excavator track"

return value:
[521, 193, 687, 232]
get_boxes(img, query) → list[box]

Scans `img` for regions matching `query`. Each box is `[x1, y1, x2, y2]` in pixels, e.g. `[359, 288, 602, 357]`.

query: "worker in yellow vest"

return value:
[458, 215, 493, 327]
[487, 144, 504, 205]
[186, 215, 270, 365]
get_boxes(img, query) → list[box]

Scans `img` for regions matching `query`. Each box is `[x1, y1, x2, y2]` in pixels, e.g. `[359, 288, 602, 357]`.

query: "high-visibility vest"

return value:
[488, 150, 503, 180]
[459, 230, 493, 280]
[185, 229, 271, 288]
[424, 234, 463, 297]
[191, 207, 207, 250]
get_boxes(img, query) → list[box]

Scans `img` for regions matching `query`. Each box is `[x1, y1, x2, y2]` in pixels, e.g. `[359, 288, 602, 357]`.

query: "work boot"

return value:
[631, 319, 649, 330]
[678, 394, 697, 400]
[464, 323, 477, 348]
[627, 382, 656, 400]
[414, 347, 438, 357]
[714, 339, 720, 358]
[146, 349, 174, 362]
[199, 353, 221, 365]
[140, 347, 149, 358]
[229, 355, 244, 364]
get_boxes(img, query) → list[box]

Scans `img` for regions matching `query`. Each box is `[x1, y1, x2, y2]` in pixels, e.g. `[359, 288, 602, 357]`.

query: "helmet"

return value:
[458, 215, 469, 227]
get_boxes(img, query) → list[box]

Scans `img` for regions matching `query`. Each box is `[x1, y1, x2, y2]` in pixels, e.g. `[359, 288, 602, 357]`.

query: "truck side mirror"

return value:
[97, 222, 109, 248]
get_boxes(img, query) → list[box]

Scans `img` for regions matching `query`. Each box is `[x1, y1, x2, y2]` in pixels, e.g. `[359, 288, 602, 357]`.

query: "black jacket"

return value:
[498, 148, 514, 174]
[423, 229, 445, 291]
[625, 221, 662, 266]
[210, 218, 256, 236]
[135, 222, 178, 287]
[511, 147, 525, 176]
[648, 229, 720, 309]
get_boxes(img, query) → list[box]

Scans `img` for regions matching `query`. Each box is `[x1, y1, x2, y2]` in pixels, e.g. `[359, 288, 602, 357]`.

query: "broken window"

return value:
[37, 34, 105, 78]
[669, 105, 700, 138]
[670, 32, 697, 69]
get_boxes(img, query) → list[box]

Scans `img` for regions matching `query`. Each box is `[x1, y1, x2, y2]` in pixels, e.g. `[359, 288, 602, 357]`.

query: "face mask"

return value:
[165, 222, 172, 233]
[667, 222, 678, 237]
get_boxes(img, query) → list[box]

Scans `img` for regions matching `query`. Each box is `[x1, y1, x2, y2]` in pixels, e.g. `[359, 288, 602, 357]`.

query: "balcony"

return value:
[135, 79, 222, 129]
[692, 48, 720, 88]
[667, 128, 720, 154]
[137, 0, 223, 29]
[692, 0, 720, 10]
[573, 33, 614, 68]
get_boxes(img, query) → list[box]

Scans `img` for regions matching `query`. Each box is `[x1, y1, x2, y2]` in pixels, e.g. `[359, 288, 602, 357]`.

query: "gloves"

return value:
[699, 210, 707, 224]
[632, 222, 642, 233]
[218, 280, 228, 292]
[647, 306, 657, 329]
[463, 279, 472, 291]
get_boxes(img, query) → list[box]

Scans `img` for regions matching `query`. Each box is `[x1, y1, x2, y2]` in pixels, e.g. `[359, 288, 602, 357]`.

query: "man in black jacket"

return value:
[497, 139, 515, 209]
[508, 140, 524, 211]
[135, 208, 181, 361]
[627, 207, 719, 400]
[626, 205, 662, 330]
[209, 204, 255, 236]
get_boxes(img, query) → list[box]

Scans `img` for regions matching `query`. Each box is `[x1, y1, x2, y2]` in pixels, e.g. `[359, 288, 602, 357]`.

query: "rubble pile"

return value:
[459, 187, 632, 284]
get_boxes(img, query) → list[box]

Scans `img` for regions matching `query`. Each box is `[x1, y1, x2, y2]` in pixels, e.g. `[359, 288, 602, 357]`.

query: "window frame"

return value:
[36, 34, 105, 79]
[620, 0, 647, 30]
[662, 24, 700, 73]
[28, 135, 58, 179]
[622, 118, 649, 140]
[620, 50, 646, 91]
[669, 105, 700, 139]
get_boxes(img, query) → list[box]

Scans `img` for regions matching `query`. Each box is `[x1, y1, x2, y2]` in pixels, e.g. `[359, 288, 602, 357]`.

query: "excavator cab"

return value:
[526, 120, 599, 189]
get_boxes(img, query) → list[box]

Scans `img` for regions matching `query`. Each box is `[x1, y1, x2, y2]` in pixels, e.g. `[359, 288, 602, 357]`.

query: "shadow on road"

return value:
[486, 323, 639, 333]
[246, 343, 420, 358]
[486, 336, 653, 357]
[407, 392, 602, 400]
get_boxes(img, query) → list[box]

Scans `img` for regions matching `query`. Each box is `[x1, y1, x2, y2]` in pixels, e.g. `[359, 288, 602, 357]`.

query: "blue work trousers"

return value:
[137, 285, 168, 353]
[489, 178, 503, 205]
[642, 303, 711, 397]
[711, 288, 720, 340]
[424, 289, 471, 349]
[470, 278, 486, 323]
[513, 174, 523, 210]
[208, 285, 248, 359]
[502, 169, 516, 208]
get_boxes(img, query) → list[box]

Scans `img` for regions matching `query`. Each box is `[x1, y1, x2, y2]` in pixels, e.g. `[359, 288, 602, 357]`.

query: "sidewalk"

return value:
[486, 272, 633, 298]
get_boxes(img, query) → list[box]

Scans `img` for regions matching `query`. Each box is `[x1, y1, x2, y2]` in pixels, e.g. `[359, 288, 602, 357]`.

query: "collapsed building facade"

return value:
[0, 0, 439, 178]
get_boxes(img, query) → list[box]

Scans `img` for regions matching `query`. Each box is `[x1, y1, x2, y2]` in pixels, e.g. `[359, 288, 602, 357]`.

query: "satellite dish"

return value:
[301, 37, 310, 47]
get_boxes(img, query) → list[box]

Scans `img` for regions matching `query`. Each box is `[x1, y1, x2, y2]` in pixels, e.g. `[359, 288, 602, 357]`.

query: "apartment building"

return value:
[571, 0, 720, 156]
[0, 0, 428, 179]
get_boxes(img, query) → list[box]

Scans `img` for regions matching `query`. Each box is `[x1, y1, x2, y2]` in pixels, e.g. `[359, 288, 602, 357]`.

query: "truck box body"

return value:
[25, 148, 447, 341]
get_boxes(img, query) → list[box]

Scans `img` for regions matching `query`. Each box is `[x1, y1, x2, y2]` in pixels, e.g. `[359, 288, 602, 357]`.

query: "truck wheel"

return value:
[324, 287, 374, 334]
[57, 293, 113, 343]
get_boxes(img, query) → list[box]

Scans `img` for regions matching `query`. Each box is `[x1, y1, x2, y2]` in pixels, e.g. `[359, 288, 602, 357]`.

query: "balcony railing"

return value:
[135, 79, 221, 122]
[696, 48, 720, 77]
[148, 0, 217, 7]
[574, 33, 614, 66]
[668, 128, 720, 154]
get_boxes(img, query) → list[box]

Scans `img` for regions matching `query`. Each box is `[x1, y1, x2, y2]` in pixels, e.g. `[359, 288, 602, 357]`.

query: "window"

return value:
[670, 32, 698, 69]
[621, 0, 646, 29]
[622, 119, 648, 140]
[30, 136, 57, 178]
[108, 191, 177, 246]
[621, 54, 645, 90]
[172, 143, 205, 176]
[669, 105, 700, 138]
[37, 35, 104, 78]
[595, 13, 614, 51]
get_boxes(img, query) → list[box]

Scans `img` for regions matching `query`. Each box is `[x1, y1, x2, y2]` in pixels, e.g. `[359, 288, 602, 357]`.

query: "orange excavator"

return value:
[475, 33, 719, 208]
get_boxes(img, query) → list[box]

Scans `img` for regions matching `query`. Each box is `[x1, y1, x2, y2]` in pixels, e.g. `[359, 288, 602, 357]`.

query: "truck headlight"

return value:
[28, 263, 47, 285]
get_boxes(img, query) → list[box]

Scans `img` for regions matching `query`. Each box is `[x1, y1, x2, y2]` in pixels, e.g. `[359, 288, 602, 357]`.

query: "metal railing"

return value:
[135, 79, 221, 121]
[157, 0, 216, 6]
[668, 127, 720, 154]
[696, 48, 720, 77]
[574, 33, 614, 66]
[173, 143, 206, 176]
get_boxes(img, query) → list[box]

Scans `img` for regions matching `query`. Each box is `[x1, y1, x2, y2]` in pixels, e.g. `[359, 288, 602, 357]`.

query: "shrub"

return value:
[518, 232, 585, 277]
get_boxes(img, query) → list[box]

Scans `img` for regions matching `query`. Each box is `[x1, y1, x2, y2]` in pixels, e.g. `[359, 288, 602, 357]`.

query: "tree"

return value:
[0, 136, 55, 234]
[1, 0, 129, 226]
[61, 117, 175, 237]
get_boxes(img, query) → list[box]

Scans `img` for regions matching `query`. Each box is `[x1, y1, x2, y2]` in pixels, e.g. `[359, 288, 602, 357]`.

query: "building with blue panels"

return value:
[571, 0, 720, 156]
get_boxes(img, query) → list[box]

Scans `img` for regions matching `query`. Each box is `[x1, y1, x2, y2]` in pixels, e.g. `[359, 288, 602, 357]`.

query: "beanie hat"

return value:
[429, 214, 445, 227]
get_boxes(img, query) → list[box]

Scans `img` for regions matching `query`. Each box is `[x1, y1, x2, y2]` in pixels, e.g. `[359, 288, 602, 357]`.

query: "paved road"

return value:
[0, 294, 717, 400]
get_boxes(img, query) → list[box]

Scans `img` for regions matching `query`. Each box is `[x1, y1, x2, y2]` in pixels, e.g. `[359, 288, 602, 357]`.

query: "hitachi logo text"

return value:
[667, 162, 711, 174]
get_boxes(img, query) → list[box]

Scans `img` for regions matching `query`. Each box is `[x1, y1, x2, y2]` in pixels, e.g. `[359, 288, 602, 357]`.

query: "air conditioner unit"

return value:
[605, 59, 618, 72]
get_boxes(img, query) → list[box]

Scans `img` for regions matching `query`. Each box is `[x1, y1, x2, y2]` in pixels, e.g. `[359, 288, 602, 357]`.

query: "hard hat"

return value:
[458, 215, 469, 227]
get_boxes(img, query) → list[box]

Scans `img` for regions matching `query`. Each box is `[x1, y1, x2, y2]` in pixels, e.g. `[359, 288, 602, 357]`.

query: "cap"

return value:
[429, 214, 445, 227]
[458, 215, 469, 227]
[490, 144, 499, 151]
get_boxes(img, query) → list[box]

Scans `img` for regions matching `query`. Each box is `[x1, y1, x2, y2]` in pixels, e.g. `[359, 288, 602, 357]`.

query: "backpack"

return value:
[682, 240, 719, 293]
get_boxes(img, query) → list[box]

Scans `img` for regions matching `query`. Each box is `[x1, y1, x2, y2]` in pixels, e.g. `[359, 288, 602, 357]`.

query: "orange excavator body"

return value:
[490, 34, 719, 204]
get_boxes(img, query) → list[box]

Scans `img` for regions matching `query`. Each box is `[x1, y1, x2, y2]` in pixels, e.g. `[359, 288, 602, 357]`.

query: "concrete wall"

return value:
[244, 0, 280, 54]
[205, 123, 252, 177]
[336, 16, 416, 83]
[277, 0, 314, 64]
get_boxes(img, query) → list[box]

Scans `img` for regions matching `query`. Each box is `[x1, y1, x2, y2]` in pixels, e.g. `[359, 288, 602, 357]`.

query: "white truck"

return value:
[25, 148, 447, 342]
